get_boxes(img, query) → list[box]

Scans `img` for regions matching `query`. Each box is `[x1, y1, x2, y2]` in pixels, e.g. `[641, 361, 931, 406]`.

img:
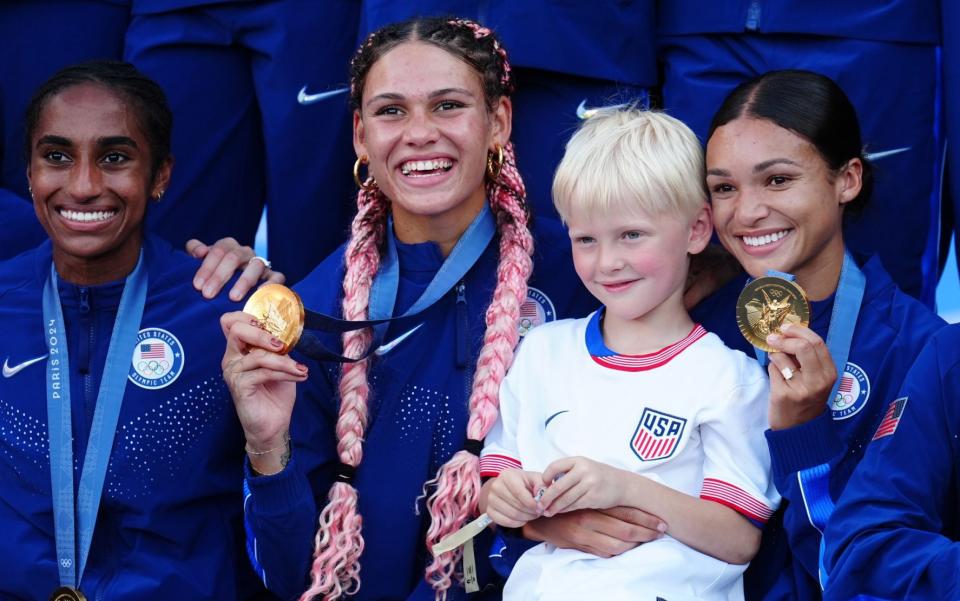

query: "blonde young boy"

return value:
[478, 109, 780, 601]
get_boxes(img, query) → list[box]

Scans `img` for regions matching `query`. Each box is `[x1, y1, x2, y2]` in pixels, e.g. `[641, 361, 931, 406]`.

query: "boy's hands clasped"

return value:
[486, 457, 645, 526]
[485, 469, 545, 528]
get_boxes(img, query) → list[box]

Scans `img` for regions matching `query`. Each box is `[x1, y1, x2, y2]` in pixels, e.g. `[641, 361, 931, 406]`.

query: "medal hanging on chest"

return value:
[49, 585, 87, 601]
[44, 254, 148, 598]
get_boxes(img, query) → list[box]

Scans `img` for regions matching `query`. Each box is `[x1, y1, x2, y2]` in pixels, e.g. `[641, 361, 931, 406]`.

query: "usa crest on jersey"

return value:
[631, 407, 687, 462]
[829, 362, 870, 420]
[129, 327, 184, 390]
[518, 286, 556, 338]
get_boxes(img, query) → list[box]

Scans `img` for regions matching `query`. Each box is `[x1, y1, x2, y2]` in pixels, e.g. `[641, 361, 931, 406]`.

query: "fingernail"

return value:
[250, 318, 260, 327]
[271, 337, 283, 348]
[194, 277, 205, 289]
[296, 363, 308, 372]
[657, 522, 667, 533]
[766, 334, 781, 344]
[781, 323, 792, 332]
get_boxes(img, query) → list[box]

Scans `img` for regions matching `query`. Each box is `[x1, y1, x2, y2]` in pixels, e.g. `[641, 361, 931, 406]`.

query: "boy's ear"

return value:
[687, 204, 713, 254]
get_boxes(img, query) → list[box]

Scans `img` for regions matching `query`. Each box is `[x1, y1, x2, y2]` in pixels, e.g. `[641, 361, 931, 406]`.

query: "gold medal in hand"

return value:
[736, 276, 810, 352]
[242, 284, 305, 354]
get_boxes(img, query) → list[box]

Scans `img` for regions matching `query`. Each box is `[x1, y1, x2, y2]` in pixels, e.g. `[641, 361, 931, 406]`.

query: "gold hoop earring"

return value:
[486, 144, 504, 182]
[353, 155, 376, 190]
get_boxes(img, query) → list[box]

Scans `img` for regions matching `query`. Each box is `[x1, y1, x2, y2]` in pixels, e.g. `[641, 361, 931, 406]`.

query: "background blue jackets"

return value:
[0, 236, 268, 600]
[825, 325, 960, 600]
[361, 1, 655, 85]
[658, 0, 939, 42]
[123, 0, 360, 285]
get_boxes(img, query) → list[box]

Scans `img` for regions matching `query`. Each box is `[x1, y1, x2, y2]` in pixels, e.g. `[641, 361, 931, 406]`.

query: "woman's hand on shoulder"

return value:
[220, 310, 306, 473]
[765, 323, 837, 430]
[187, 237, 285, 301]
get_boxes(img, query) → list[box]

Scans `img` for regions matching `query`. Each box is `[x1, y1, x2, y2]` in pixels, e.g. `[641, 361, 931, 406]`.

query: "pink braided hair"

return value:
[448, 18, 513, 93]
[300, 178, 388, 601]
[423, 140, 533, 596]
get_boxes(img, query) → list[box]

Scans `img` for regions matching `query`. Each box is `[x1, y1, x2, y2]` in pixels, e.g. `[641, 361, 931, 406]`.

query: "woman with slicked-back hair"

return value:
[220, 17, 605, 601]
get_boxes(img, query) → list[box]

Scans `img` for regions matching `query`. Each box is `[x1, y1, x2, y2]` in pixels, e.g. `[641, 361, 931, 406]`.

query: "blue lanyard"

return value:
[296, 205, 496, 362]
[44, 253, 148, 589]
[754, 251, 866, 404]
[368, 205, 496, 336]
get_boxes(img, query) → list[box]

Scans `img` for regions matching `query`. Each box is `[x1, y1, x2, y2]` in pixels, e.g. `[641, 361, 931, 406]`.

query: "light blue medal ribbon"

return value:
[750, 251, 866, 589]
[751, 269, 794, 369]
[367, 204, 496, 340]
[44, 253, 148, 589]
[286, 206, 496, 362]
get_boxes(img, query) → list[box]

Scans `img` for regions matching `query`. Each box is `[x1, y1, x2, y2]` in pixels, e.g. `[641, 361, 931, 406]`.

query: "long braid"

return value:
[423, 140, 533, 596]
[301, 180, 388, 600]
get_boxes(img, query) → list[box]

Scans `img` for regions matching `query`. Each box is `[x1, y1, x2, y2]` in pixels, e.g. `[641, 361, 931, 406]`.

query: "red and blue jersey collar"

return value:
[585, 308, 707, 372]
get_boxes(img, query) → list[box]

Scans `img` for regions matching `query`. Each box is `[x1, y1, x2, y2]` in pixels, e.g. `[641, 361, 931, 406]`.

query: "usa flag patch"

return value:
[631, 408, 687, 462]
[517, 287, 555, 338]
[872, 397, 908, 441]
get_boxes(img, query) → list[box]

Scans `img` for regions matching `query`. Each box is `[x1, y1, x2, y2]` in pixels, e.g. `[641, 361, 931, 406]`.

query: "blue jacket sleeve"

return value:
[242, 364, 339, 601]
[824, 329, 960, 600]
[763, 409, 845, 589]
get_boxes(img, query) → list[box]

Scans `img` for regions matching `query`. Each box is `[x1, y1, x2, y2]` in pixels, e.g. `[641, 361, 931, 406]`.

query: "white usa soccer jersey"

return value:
[481, 310, 780, 601]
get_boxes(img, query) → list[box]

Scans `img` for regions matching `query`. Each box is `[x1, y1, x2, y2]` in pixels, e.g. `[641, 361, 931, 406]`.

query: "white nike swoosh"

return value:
[297, 86, 349, 105]
[3, 354, 48, 378]
[864, 147, 910, 161]
[374, 324, 424, 356]
[576, 99, 630, 120]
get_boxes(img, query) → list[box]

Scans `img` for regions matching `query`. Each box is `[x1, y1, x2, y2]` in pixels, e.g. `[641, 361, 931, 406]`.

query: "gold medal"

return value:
[242, 284, 305, 354]
[736, 276, 810, 352]
[49, 586, 87, 601]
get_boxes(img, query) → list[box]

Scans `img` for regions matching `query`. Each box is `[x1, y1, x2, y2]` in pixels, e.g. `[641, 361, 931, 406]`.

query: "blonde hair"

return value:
[553, 108, 707, 222]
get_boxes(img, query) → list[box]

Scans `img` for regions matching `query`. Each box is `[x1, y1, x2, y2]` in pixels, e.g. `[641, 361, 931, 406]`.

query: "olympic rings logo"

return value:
[833, 392, 854, 409]
[136, 359, 170, 376]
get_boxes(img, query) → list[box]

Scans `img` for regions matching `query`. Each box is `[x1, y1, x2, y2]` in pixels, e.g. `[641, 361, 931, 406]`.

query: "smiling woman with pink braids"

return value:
[219, 17, 606, 601]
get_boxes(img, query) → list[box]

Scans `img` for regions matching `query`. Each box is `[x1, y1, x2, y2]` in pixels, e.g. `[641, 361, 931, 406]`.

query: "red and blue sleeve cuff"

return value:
[700, 477, 775, 528]
[479, 453, 522, 478]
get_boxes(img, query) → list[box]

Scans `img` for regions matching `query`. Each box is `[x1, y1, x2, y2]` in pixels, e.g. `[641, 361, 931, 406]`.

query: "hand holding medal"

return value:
[736, 273, 841, 430]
